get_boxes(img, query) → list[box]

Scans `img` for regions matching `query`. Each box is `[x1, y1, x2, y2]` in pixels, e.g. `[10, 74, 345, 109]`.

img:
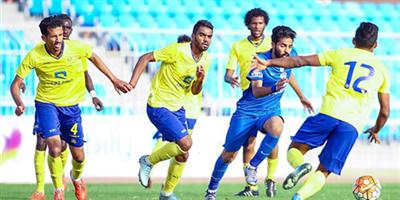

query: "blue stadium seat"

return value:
[29, 0, 44, 16]
[119, 13, 135, 28]
[49, 0, 63, 15]
[74, 0, 92, 17]
[173, 13, 192, 29]
[92, 0, 112, 16]
[99, 13, 117, 27]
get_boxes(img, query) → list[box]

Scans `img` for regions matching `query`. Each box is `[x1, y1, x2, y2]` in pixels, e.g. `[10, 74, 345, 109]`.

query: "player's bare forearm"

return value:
[10, 76, 24, 107]
[289, 74, 305, 100]
[84, 71, 95, 92]
[89, 53, 118, 83]
[191, 78, 203, 95]
[269, 55, 321, 69]
[253, 55, 321, 70]
[129, 52, 154, 88]
[374, 93, 390, 132]
[10, 75, 26, 116]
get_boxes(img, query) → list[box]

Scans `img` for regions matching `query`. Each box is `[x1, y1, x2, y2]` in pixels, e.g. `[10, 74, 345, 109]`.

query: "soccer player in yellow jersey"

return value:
[129, 20, 213, 200]
[24, 14, 104, 200]
[252, 22, 390, 200]
[10, 16, 131, 200]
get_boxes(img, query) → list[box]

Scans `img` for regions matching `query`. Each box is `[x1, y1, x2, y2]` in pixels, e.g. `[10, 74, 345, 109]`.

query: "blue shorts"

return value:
[292, 113, 358, 175]
[152, 118, 197, 139]
[147, 105, 188, 142]
[34, 101, 84, 147]
[223, 111, 280, 152]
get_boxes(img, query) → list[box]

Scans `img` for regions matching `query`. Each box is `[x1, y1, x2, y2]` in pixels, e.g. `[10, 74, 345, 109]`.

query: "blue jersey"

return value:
[236, 50, 295, 115]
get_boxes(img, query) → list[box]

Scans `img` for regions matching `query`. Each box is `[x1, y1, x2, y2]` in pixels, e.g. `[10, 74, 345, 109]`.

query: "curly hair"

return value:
[244, 8, 269, 27]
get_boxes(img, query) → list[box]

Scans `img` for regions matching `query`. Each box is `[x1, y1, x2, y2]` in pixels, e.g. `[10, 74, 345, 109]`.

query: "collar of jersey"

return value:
[44, 41, 65, 60]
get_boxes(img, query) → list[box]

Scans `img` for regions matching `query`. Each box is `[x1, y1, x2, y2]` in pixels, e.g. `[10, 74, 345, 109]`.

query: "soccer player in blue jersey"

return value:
[25, 14, 104, 200]
[129, 20, 213, 200]
[10, 16, 131, 200]
[252, 22, 390, 200]
[204, 26, 314, 200]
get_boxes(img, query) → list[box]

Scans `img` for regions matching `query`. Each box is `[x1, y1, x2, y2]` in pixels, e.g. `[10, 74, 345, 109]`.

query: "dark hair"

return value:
[354, 22, 378, 48]
[177, 34, 191, 43]
[56, 14, 72, 24]
[192, 20, 213, 35]
[244, 8, 269, 27]
[271, 26, 296, 43]
[39, 16, 64, 35]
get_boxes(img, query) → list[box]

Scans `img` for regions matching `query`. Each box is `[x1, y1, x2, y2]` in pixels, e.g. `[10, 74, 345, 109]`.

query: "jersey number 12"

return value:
[344, 61, 375, 94]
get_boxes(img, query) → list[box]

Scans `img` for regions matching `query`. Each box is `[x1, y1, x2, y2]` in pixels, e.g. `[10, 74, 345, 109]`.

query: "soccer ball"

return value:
[352, 175, 382, 200]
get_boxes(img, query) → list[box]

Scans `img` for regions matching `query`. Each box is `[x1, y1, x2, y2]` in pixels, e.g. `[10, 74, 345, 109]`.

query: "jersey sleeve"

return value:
[226, 43, 238, 70]
[378, 65, 391, 93]
[153, 43, 178, 63]
[318, 49, 336, 67]
[16, 52, 34, 79]
[246, 68, 263, 81]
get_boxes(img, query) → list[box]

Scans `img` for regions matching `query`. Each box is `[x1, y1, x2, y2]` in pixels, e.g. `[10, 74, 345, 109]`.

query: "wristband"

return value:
[271, 85, 277, 93]
[89, 90, 97, 98]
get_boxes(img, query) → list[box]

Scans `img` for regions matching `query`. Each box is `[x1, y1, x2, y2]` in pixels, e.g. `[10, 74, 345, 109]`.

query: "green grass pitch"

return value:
[1, 183, 399, 199]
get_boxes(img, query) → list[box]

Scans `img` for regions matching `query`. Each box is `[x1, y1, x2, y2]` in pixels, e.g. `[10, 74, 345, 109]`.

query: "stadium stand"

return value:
[1, 0, 399, 141]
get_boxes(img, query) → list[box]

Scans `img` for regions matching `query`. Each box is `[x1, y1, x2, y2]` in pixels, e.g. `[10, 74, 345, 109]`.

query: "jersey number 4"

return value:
[344, 61, 375, 94]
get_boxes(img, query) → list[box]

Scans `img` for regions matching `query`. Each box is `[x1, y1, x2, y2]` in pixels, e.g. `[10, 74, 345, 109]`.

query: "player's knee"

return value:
[178, 136, 192, 151]
[175, 152, 189, 162]
[221, 151, 237, 164]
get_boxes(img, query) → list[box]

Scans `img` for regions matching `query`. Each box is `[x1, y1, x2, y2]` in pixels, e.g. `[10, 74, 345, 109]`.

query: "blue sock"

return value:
[207, 155, 229, 191]
[250, 133, 280, 167]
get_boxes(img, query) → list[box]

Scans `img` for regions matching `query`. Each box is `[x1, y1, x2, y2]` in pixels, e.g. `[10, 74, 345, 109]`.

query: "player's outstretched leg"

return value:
[138, 155, 153, 188]
[282, 163, 312, 190]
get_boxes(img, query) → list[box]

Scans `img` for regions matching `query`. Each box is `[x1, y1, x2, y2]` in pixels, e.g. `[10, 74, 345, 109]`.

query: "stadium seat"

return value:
[49, 0, 63, 15]
[29, 0, 44, 16]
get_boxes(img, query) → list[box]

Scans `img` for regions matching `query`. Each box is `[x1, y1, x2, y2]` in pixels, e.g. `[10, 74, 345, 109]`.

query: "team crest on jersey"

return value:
[55, 71, 67, 79]
[183, 76, 194, 85]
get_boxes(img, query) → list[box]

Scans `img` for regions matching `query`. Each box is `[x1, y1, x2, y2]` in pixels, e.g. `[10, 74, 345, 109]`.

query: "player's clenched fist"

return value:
[15, 105, 25, 116]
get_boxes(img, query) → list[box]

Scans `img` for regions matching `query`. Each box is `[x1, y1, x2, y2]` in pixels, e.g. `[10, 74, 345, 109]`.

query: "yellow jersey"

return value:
[318, 48, 390, 133]
[16, 40, 93, 106]
[148, 42, 211, 111]
[226, 36, 272, 90]
[184, 91, 202, 119]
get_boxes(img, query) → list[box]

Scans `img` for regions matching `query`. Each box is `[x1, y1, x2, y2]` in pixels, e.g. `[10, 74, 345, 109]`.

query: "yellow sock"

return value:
[152, 138, 168, 153]
[163, 158, 186, 193]
[148, 142, 185, 165]
[60, 148, 69, 170]
[47, 155, 63, 189]
[71, 158, 86, 180]
[287, 148, 304, 168]
[243, 162, 258, 190]
[297, 171, 326, 199]
[266, 157, 279, 181]
[34, 150, 46, 193]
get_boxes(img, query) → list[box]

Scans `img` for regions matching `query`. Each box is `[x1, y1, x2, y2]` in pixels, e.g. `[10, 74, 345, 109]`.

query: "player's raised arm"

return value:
[88, 52, 132, 93]
[10, 75, 26, 116]
[129, 52, 155, 89]
[252, 54, 321, 70]
[288, 73, 314, 114]
[364, 93, 390, 144]
[191, 65, 205, 95]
